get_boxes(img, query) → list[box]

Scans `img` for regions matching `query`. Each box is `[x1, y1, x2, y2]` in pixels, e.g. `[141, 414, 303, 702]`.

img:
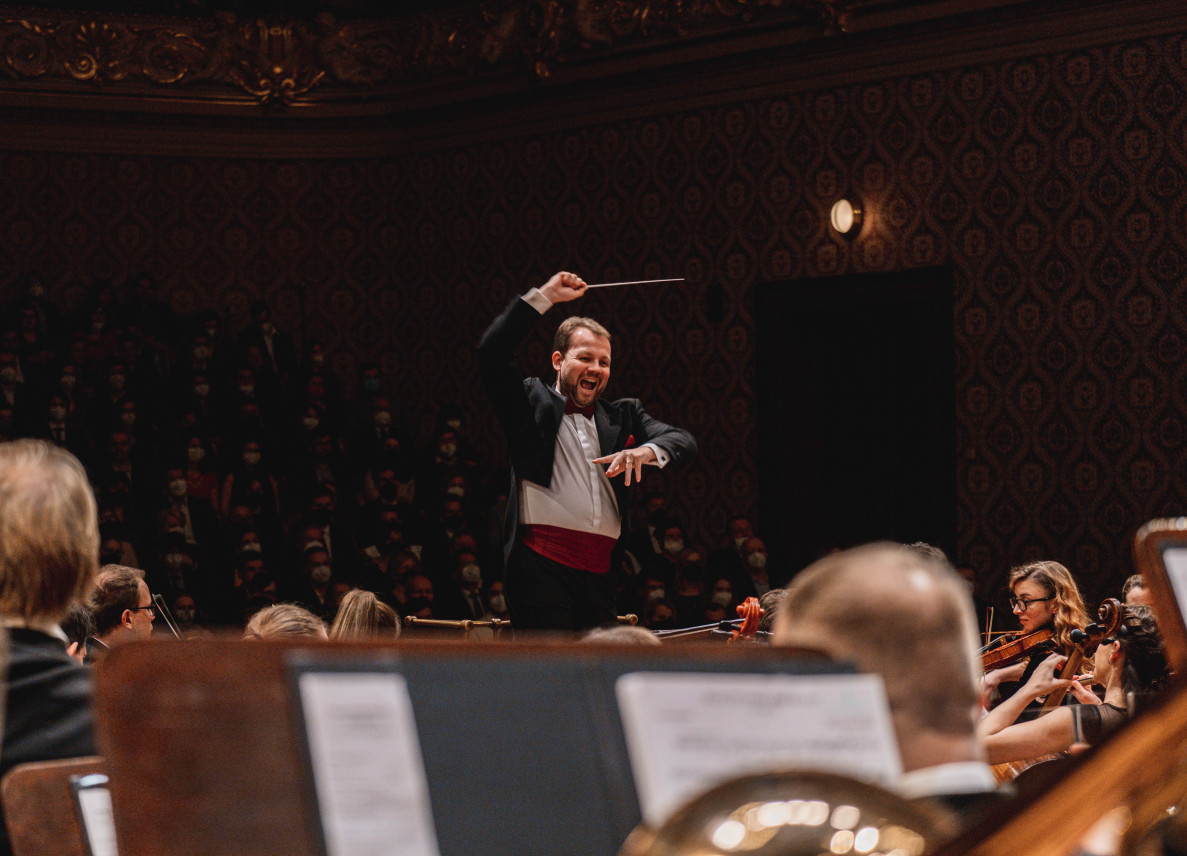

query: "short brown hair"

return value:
[88, 565, 144, 635]
[244, 603, 327, 640]
[553, 316, 610, 355]
[329, 590, 399, 641]
[0, 440, 99, 621]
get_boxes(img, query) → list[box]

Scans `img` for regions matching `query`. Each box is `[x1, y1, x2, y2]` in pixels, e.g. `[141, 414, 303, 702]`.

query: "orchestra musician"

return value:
[977, 605, 1167, 764]
[982, 561, 1090, 710]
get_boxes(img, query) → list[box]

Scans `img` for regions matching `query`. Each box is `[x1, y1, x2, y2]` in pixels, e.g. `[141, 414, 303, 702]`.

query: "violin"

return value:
[981, 628, 1054, 671]
[991, 597, 1124, 784]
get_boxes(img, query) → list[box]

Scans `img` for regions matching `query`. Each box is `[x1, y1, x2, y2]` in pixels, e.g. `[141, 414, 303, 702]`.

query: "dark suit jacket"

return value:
[478, 296, 697, 566]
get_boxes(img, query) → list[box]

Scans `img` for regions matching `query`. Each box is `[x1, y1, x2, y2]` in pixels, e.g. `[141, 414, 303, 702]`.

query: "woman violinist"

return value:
[982, 561, 1090, 708]
[977, 605, 1167, 763]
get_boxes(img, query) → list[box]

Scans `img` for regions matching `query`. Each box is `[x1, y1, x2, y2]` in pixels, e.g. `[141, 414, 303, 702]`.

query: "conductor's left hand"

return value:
[593, 446, 656, 486]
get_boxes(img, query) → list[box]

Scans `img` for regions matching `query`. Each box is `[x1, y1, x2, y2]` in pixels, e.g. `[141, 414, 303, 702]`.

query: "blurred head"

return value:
[329, 589, 400, 641]
[1123, 574, 1152, 606]
[0, 440, 99, 622]
[775, 543, 983, 773]
[244, 603, 327, 640]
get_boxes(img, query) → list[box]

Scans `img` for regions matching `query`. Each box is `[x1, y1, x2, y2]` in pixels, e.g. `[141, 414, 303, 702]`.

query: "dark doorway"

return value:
[755, 267, 957, 579]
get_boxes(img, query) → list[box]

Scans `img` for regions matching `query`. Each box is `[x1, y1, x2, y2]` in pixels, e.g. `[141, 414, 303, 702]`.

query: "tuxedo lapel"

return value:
[596, 403, 624, 458]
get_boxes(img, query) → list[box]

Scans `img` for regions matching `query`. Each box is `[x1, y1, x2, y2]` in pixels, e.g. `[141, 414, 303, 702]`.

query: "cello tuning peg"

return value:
[1071, 629, 1085, 643]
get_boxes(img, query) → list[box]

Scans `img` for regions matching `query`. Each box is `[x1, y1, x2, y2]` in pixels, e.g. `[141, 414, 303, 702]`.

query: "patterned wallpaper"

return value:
[3, 29, 1186, 605]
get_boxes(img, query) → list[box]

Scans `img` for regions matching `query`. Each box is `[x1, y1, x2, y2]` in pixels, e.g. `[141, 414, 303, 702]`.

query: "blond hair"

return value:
[244, 603, 327, 640]
[329, 590, 399, 641]
[1008, 560, 1089, 654]
[0, 440, 98, 621]
[776, 543, 981, 738]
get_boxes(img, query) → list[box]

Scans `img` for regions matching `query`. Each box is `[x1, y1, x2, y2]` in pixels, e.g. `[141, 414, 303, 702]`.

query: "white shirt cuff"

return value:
[642, 443, 668, 468]
[521, 288, 553, 314]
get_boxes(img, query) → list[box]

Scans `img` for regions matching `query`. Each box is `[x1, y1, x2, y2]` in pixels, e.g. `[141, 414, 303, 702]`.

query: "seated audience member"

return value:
[0, 440, 100, 855]
[774, 543, 997, 814]
[243, 603, 328, 640]
[978, 604, 1167, 764]
[60, 603, 96, 665]
[1122, 574, 1153, 607]
[329, 590, 400, 641]
[735, 535, 772, 599]
[85, 564, 155, 664]
[581, 625, 661, 645]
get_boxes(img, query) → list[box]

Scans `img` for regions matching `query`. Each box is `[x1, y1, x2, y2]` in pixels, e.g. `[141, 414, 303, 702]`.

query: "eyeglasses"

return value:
[130, 604, 155, 617]
[1009, 596, 1052, 611]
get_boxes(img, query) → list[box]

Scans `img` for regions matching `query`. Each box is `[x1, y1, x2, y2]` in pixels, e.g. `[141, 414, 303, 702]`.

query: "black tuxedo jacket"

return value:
[478, 296, 696, 566]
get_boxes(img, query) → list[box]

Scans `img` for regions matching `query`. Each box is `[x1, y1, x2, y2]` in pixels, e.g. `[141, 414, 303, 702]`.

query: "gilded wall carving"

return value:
[0, 0, 827, 103]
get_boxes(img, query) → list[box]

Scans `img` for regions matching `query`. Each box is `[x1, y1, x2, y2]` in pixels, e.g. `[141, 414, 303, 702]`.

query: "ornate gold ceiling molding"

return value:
[0, 2, 831, 108]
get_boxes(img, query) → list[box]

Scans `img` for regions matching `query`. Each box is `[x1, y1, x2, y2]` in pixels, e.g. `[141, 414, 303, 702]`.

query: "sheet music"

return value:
[616, 672, 902, 826]
[1161, 547, 1187, 628]
[298, 672, 440, 856]
[75, 780, 118, 856]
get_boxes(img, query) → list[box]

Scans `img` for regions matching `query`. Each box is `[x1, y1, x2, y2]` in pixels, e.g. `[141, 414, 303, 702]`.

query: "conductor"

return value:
[478, 272, 697, 631]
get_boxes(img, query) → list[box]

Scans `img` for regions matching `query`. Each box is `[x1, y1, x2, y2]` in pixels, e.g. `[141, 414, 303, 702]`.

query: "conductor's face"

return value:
[553, 327, 611, 409]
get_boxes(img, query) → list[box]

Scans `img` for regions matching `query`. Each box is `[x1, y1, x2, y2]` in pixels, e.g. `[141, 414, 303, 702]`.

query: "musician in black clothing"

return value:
[982, 560, 1090, 712]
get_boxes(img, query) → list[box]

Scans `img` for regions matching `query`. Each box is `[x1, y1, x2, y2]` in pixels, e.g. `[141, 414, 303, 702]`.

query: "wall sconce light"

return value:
[830, 198, 863, 237]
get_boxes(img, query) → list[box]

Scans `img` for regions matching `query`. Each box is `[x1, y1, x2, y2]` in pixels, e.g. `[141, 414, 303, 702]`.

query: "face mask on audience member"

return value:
[489, 594, 507, 614]
[461, 563, 482, 586]
[193, 346, 210, 361]
[311, 352, 325, 367]
[0, 368, 17, 385]
[243, 451, 261, 466]
[439, 442, 457, 459]
[169, 479, 188, 498]
[746, 552, 767, 571]
[166, 552, 191, 570]
[373, 411, 391, 428]
[194, 383, 210, 398]
[302, 417, 319, 431]
[120, 411, 136, 427]
[310, 564, 332, 584]
[187, 446, 205, 463]
[175, 607, 196, 624]
[648, 587, 666, 601]
[109, 373, 125, 391]
[49, 406, 66, 422]
[363, 378, 380, 393]
[59, 374, 76, 391]
[446, 485, 465, 499]
[734, 536, 748, 550]
[712, 590, 733, 607]
[663, 538, 684, 555]
[239, 383, 254, 397]
[240, 539, 262, 554]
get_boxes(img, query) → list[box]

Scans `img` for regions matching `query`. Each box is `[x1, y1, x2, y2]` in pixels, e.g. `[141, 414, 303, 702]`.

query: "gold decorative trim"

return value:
[0, 2, 825, 105]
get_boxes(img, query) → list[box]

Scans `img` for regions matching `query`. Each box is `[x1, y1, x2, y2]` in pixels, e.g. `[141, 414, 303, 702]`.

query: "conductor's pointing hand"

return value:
[539, 271, 587, 304]
[593, 446, 657, 487]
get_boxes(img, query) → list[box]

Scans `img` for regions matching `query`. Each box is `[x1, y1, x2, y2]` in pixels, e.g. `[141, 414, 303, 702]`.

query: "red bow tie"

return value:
[564, 400, 596, 418]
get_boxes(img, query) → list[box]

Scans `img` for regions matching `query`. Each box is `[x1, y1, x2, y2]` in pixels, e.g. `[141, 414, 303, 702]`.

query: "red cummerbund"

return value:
[520, 524, 617, 574]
